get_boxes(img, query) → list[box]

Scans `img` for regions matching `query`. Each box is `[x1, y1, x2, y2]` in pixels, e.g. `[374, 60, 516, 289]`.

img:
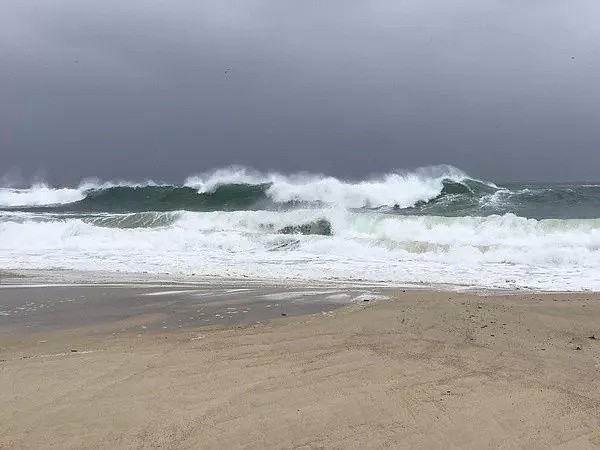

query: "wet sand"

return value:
[2, 274, 600, 448]
[0, 282, 385, 338]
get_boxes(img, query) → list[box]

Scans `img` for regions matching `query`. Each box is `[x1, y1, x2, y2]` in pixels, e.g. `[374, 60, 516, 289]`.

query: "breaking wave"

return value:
[2, 166, 600, 290]
[0, 184, 85, 207]
[0, 165, 494, 212]
[1, 209, 600, 290]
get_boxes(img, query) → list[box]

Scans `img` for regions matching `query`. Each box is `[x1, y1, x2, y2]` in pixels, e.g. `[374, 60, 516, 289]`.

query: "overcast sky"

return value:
[2, 0, 600, 185]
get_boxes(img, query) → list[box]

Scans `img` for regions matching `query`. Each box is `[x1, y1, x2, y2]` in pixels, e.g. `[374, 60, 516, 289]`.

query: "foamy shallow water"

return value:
[1, 209, 600, 292]
[2, 166, 600, 292]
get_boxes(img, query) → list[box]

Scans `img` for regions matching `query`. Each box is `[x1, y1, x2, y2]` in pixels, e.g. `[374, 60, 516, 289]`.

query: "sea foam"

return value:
[1, 209, 599, 291]
[184, 165, 489, 209]
[1, 166, 598, 291]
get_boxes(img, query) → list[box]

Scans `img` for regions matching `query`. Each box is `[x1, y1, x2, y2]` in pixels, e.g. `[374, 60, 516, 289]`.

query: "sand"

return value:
[2, 282, 600, 448]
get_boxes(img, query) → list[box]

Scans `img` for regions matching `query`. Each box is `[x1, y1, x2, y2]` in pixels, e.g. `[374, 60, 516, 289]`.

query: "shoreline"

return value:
[0, 280, 394, 342]
[2, 273, 600, 447]
[1, 268, 598, 295]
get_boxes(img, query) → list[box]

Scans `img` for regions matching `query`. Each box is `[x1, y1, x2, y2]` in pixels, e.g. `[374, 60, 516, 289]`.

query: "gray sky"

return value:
[2, 0, 600, 185]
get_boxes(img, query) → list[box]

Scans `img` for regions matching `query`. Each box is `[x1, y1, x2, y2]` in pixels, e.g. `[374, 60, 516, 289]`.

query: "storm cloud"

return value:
[2, 0, 600, 185]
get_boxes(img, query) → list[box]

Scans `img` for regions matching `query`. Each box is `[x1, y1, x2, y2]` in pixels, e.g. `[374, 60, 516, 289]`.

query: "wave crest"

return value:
[185, 165, 483, 209]
[1, 165, 489, 211]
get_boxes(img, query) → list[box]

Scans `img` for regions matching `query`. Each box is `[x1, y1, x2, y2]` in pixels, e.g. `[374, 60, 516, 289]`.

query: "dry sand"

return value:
[2, 287, 600, 448]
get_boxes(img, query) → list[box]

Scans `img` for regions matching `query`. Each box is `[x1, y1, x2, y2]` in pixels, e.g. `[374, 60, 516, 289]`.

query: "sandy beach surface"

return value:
[2, 272, 600, 448]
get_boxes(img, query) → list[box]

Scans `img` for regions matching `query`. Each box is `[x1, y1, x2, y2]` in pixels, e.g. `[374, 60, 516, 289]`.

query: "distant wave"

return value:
[0, 165, 491, 211]
[2, 166, 600, 220]
[0, 184, 85, 207]
[0, 179, 162, 208]
[184, 165, 491, 209]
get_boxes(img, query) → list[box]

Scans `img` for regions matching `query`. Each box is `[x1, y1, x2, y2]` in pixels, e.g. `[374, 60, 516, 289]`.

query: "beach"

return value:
[4, 0, 600, 446]
[2, 273, 600, 448]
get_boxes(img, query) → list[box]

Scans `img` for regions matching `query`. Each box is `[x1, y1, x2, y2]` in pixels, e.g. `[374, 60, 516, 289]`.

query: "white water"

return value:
[0, 165, 481, 209]
[185, 165, 489, 209]
[1, 209, 599, 291]
[1, 167, 598, 291]
[0, 180, 161, 207]
[0, 185, 85, 207]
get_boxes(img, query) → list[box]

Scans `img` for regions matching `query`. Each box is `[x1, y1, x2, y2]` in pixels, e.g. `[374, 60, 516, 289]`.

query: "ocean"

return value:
[1, 165, 599, 291]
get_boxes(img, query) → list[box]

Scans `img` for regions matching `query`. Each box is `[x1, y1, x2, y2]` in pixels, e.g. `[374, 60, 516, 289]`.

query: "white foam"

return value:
[261, 290, 337, 300]
[1, 209, 600, 291]
[0, 185, 85, 207]
[326, 293, 352, 300]
[0, 179, 166, 208]
[353, 293, 387, 302]
[184, 165, 487, 209]
[144, 289, 202, 296]
[0, 166, 488, 209]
